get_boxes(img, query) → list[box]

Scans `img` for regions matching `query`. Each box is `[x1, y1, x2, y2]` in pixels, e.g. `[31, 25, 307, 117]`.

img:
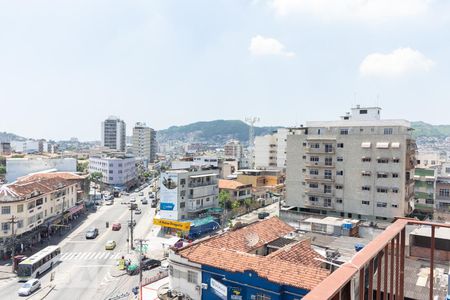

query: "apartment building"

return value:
[0, 142, 11, 155]
[218, 179, 252, 202]
[159, 169, 219, 221]
[224, 139, 243, 160]
[0, 172, 86, 256]
[254, 128, 289, 169]
[435, 177, 450, 210]
[413, 168, 436, 213]
[132, 122, 157, 163]
[88, 154, 136, 188]
[101, 116, 126, 152]
[285, 106, 416, 220]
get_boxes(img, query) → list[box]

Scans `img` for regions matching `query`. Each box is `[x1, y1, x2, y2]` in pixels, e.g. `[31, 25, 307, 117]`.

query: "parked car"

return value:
[134, 208, 142, 215]
[85, 228, 99, 239]
[18, 279, 41, 296]
[130, 197, 136, 203]
[258, 212, 270, 220]
[149, 193, 155, 199]
[112, 223, 121, 231]
[105, 199, 114, 205]
[141, 199, 148, 204]
[127, 259, 161, 275]
[151, 200, 157, 208]
[105, 240, 116, 250]
[138, 191, 144, 196]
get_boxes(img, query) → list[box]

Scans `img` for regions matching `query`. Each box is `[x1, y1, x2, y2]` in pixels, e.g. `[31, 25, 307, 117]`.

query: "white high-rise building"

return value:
[224, 140, 243, 160]
[285, 106, 416, 220]
[254, 128, 289, 169]
[101, 116, 126, 152]
[132, 122, 157, 163]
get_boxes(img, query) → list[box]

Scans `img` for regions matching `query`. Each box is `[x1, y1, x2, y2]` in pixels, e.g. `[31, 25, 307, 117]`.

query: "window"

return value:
[377, 187, 389, 193]
[377, 158, 389, 164]
[362, 186, 371, 191]
[310, 143, 320, 149]
[1, 206, 11, 215]
[392, 158, 400, 163]
[324, 185, 332, 194]
[337, 157, 343, 162]
[360, 109, 368, 114]
[362, 201, 370, 205]
[118, 170, 122, 174]
[384, 128, 393, 135]
[309, 183, 319, 189]
[310, 169, 319, 175]
[309, 196, 318, 202]
[180, 179, 186, 185]
[335, 185, 343, 190]
[426, 199, 434, 204]
[392, 204, 398, 208]
[337, 143, 344, 148]
[28, 201, 35, 210]
[362, 171, 371, 177]
[310, 156, 319, 162]
[109, 170, 113, 174]
[392, 188, 399, 193]
[17, 220, 24, 228]
[340, 129, 349, 135]
[362, 157, 371, 162]
[180, 202, 185, 208]
[439, 189, 450, 197]
[324, 198, 332, 207]
[17, 204, 23, 213]
[324, 170, 332, 180]
[336, 198, 343, 204]
[336, 170, 344, 176]
[325, 157, 333, 166]
[377, 173, 388, 178]
[187, 271, 197, 284]
[392, 173, 399, 178]
[36, 198, 43, 206]
[325, 144, 333, 153]
[377, 202, 387, 208]
[1, 223, 10, 231]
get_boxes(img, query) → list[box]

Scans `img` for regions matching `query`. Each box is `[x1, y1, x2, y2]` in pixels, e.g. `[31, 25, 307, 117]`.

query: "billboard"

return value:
[153, 218, 191, 231]
[159, 172, 179, 220]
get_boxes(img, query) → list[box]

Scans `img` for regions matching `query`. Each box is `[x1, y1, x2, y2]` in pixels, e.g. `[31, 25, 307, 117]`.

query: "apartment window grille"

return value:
[384, 128, 393, 135]
[324, 198, 332, 207]
[377, 202, 387, 208]
[324, 185, 332, 194]
[426, 199, 434, 204]
[1, 206, 11, 215]
[325, 144, 333, 152]
[377, 187, 389, 193]
[325, 157, 333, 166]
[337, 143, 344, 148]
[377, 158, 389, 164]
[187, 271, 198, 284]
[362, 157, 371, 162]
[324, 170, 332, 179]
[336, 170, 344, 176]
[340, 129, 349, 135]
[362, 186, 371, 191]
[309, 183, 319, 189]
[36, 198, 43, 206]
[17, 204, 23, 213]
[310, 169, 319, 175]
[439, 189, 450, 197]
[1, 223, 10, 231]
[309, 196, 318, 202]
[310, 143, 320, 149]
[310, 156, 319, 162]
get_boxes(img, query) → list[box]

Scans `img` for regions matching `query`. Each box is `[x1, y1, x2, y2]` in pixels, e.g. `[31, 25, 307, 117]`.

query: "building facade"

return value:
[101, 116, 126, 152]
[132, 122, 157, 163]
[224, 140, 243, 160]
[413, 168, 436, 213]
[254, 128, 289, 170]
[159, 169, 219, 221]
[0, 142, 11, 155]
[0, 172, 86, 257]
[435, 177, 450, 211]
[285, 106, 416, 220]
[218, 179, 252, 202]
[88, 155, 136, 188]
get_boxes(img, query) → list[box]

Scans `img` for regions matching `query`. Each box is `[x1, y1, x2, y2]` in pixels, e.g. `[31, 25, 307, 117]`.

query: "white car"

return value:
[105, 200, 113, 205]
[130, 197, 136, 203]
[18, 279, 41, 296]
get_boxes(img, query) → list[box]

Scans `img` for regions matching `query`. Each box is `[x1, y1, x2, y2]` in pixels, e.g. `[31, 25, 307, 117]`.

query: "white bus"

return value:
[17, 245, 61, 281]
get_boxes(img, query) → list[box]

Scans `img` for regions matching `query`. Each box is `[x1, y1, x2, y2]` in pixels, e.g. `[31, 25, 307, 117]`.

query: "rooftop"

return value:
[306, 119, 411, 128]
[218, 179, 250, 190]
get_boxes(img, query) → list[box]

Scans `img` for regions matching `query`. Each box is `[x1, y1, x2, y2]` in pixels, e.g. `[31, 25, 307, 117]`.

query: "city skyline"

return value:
[1, 1, 449, 141]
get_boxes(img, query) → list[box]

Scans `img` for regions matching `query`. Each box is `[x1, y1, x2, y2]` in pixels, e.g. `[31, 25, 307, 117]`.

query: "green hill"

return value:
[157, 120, 280, 144]
[411, 121, 450, 138]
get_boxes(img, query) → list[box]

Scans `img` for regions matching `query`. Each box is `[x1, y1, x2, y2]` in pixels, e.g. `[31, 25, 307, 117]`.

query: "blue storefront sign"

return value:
[160, 202, 175, 211]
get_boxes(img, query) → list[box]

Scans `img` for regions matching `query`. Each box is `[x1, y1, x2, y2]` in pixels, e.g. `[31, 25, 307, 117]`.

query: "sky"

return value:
[0, 0, 449, 141]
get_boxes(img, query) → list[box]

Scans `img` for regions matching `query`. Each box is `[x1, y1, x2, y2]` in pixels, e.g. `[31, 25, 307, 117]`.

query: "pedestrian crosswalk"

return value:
[60, 251, 123, 261]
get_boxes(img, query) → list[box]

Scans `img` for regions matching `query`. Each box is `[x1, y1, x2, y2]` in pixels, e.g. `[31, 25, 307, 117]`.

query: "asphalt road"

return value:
[0, 183, 160, 300]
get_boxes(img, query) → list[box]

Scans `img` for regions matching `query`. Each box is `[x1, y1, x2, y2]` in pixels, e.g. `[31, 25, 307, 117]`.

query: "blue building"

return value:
[168, 217, 330, 300]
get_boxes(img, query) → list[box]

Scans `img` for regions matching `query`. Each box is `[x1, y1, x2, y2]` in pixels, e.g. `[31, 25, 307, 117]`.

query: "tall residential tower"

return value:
[101, 116, 126, 152]
[132, 122, 157, 163]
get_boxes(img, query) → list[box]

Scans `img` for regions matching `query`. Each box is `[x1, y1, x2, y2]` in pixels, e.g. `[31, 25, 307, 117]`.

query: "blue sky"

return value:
[0, 0, 449, 141]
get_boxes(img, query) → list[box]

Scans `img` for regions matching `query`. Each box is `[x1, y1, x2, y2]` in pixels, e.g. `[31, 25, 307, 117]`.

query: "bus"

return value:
[17, 246, 61, 282]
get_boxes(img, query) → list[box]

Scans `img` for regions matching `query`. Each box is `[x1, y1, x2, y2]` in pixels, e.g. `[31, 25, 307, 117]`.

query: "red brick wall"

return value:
[410, 246, 450, 262]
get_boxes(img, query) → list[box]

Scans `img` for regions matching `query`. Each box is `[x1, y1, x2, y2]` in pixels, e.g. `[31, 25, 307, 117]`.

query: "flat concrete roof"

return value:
[410, 225, 450, 240]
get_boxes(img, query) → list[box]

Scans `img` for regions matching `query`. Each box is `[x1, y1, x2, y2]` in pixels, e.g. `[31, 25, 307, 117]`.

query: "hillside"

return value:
[157, 120, 280, 144]
[0, 132, 25, 142]
[411, 122, 450, 138]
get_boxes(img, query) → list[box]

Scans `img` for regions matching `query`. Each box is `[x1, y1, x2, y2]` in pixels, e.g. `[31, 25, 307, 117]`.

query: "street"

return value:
[0, 183, 164, 300]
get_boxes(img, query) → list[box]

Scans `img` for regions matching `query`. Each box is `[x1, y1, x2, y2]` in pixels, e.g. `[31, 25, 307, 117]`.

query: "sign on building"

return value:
[210, 277, 227, 300]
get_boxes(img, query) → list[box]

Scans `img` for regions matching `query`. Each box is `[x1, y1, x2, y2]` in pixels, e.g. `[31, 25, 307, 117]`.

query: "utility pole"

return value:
[9, 215, 17, 272]
[135, 238, 150, 300]
[130, 205, 134, 250]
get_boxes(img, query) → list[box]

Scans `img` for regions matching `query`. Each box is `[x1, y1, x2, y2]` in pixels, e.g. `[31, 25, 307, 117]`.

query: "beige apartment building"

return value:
[285, 106, 416, 220]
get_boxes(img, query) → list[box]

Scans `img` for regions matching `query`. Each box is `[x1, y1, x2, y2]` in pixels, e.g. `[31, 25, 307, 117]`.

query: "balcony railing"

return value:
[303, 218, 450, 300]
[305, 189, 335, 197]
[305, 147, 335, 154]
[305, 175, 335, 182]
[305, 162, 335, 168]
[304, 200, 334, 210]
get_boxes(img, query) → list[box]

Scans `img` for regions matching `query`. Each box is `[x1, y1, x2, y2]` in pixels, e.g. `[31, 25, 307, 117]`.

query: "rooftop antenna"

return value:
[245, 117, 260, 168]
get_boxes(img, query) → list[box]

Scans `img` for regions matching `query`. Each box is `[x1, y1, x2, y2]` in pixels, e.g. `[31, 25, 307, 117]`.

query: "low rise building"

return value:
[413, 168, 436, 214]
[168, 217, 329, 300]
[0, 172, 87, 257]
[0, 142, 11, 155]
[435, 176, 450, 211]
[88, 154, 136, 189]
[218, 179, 252, 202]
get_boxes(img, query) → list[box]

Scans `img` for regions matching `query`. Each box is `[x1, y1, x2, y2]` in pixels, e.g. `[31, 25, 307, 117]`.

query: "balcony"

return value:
[304, 200, 335, 210]
[305, 189, 335, 197]
[303, 218, 449, 300]
[188, 181, 216, 188]
[305, 147, 335, 154]
[305, 175, 335, 182]
[305, 162, 335, 168]
[186, 201, 216, 212]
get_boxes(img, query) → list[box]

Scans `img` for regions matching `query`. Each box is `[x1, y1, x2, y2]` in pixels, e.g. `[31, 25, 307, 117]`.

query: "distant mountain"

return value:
[157, 120, 281, 144]
[0, 132, 26, 142]
[411, 122, 450, 138]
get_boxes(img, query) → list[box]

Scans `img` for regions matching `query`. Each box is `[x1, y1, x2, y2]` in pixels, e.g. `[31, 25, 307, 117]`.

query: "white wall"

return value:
[169, 251, 202, 300]
[6, 158, 77, 183]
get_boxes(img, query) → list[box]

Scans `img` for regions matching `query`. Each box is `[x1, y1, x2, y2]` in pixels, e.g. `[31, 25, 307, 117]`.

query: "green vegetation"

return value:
[218, 190, 232, 210]
[77, 160, 89, 173]
[11, 154, 25, 158]
[0, 165, 5, 174]
[412, 121, 450, 138]
[157, 120, 280, 143]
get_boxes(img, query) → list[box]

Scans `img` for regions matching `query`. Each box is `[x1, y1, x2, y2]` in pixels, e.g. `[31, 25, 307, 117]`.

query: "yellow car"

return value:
[105, 240, 116, 250]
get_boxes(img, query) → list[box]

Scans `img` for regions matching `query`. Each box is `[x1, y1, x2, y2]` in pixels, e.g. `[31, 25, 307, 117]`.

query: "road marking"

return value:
[79, 252, 90, 259]
[75, 264, 112, 268]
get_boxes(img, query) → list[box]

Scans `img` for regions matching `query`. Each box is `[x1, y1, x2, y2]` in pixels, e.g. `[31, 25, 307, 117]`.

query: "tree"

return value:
[0, 165, 5, 175]
[218, 190, 232, 210]
[77, 161, 88, 173]
[89, 172, 103, 192]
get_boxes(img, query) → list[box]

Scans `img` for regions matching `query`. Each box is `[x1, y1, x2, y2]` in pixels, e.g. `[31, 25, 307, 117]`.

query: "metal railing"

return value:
[303, 218, 450, 300]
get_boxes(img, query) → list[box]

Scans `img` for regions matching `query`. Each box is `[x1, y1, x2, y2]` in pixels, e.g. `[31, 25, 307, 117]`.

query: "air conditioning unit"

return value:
[201, 283, 208, 290]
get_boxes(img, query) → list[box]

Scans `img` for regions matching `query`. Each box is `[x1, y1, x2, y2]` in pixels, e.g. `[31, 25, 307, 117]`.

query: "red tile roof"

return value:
[218, 179, 249, 190]
[177, 217, 330, 290]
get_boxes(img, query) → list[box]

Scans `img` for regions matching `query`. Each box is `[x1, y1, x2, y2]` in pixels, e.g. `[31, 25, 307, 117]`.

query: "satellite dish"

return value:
[245, 233, 259, 248]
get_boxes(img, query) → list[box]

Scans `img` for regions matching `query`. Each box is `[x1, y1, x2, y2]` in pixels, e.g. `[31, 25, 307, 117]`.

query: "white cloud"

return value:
[249, 35, 295, 57]
[272, 0, 431, 22]
[359, 48, 435, 78]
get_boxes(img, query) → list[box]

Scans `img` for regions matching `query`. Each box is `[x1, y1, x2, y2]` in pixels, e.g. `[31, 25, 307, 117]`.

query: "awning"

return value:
[361, 142, 371, 148]
[189, 173, 218, 178]
[376, 142, 390, 149]
[391, 142, 400, 149]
